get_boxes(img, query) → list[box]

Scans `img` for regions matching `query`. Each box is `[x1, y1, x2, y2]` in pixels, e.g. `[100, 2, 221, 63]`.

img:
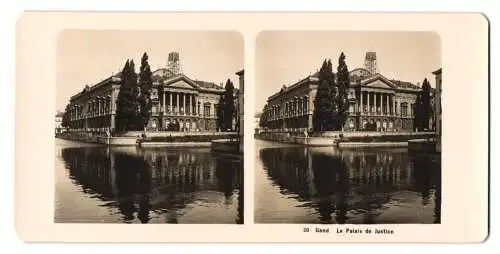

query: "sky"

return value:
[255, 31, 441, 112]
[56, 30, 243, 112]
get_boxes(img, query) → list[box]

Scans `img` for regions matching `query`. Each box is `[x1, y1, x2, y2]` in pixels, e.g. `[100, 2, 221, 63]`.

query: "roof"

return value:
[55, 112, 64, 117]
[236, 69, 244, 76]
[390, 79, 421, 90]
[194, 80, 224, 90]
[70, 75, 121, 101]
[432, 68, 442, 75]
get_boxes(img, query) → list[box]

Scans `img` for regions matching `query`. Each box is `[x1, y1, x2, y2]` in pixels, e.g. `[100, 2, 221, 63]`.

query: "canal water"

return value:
[255, 140, 441, 224]
[55, 139, 243, 224]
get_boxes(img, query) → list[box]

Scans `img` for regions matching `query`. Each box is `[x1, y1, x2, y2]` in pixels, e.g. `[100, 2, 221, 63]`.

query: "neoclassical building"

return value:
[433, 68, 442, 152]
[67, 52, 238, 133]
[262, 52, 423, 132]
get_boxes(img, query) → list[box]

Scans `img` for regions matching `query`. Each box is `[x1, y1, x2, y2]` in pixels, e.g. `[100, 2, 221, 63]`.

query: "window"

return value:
[204, 104, 211, 116]
[401, 102, 408, 117]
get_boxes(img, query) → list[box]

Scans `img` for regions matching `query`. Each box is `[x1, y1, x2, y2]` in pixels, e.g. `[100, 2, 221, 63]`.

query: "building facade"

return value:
[66, 53, 237, 133]
[55, 112, 64, 135]
[262, 52, 422, 133]
[236, 70, 244, 153]
[433, 68, 442, 152]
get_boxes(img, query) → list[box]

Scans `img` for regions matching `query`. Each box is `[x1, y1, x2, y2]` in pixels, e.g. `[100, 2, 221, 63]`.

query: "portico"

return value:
[148, 73, 225, 132]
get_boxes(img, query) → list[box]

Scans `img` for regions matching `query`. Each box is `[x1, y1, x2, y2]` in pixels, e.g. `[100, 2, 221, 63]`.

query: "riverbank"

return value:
[57, 131, 238, 146]
[256, 131, 435, 147]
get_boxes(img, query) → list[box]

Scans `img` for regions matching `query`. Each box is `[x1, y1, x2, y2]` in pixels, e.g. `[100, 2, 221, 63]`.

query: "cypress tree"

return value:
[414, 93, 423, 131]
[116, 60, 130, 132]
[217, 94, 225, 130]
[62, 103, 71, 128]
[116, 59, 141, 132]
[326, 59, 337, 130]
[259, 105, 268, 129]
[313, 59, 335, 131]
[335, 52, 350, 131]
[421, 78, 432, 130]
[223, 79, 235, 131]
[138, 52, 153, 131]
[128, 60, 141, 130]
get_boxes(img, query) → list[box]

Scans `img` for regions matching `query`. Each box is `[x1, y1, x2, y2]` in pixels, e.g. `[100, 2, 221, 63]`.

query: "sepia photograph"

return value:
[54, 30, 244, 224]
[15, 12, 488, 243]
[254, 31, 442, 224]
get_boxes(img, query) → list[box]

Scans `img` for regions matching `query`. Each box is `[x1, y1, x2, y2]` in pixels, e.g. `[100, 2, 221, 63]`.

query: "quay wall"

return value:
[256, 131, 435, 147]
[56, 131, 237, 146]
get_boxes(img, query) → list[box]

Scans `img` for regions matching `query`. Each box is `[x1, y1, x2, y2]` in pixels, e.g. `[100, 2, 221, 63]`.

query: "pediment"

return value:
[165, 76, 199, 90]
[362, 75, 397, 89]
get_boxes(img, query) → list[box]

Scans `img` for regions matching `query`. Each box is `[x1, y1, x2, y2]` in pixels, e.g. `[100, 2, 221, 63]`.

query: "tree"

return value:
[138, 52, 153, 131]
[335, 52, 350, 131]
[217, 94, 225, 130]
[223, 79, 235, 131]
[421, 78, 432, 130]
[62, 103, 71, 129]
[313, 59, 336, 131]
[414, 94, 423, 131]
[259, 105, 268, 128]
[116, 59, 141, 132]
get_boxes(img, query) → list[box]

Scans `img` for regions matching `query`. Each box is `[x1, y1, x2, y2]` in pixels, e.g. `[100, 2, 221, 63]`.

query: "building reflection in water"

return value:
[259, 147, 441, 224]
[60, 146, 243, 224]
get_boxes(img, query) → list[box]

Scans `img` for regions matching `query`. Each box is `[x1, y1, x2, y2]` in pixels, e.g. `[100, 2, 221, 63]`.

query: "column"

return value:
[163, 90, 166, 113]
[308, 94, 313, 129]
[169, 92, 172, 113]
[176, 93, 179, 114]
[194, 96, 197, 115]
[293, 98, 299, 116]
[393, 95, 396, 115]
[382, 93, 385, 115]
[377, 93, 380, 113]
[183, 93, 186, 115]
[386, 94, 389, 115]
[367, 92, 371, 113]
[97, 99, 101, 116]
[198, 100, 202, 117]
[299, 99, 302, 115]
[388, 94, 391, 115]
[305, 96, 309, 113]
[379, 93, 382, 115]
[191, 94, 194, 115]
[360, 91, 364, 113]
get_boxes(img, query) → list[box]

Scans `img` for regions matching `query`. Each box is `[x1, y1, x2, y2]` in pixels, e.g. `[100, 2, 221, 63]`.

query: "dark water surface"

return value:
[255, 140, 441, 224]
[55, 139, 243, 224]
